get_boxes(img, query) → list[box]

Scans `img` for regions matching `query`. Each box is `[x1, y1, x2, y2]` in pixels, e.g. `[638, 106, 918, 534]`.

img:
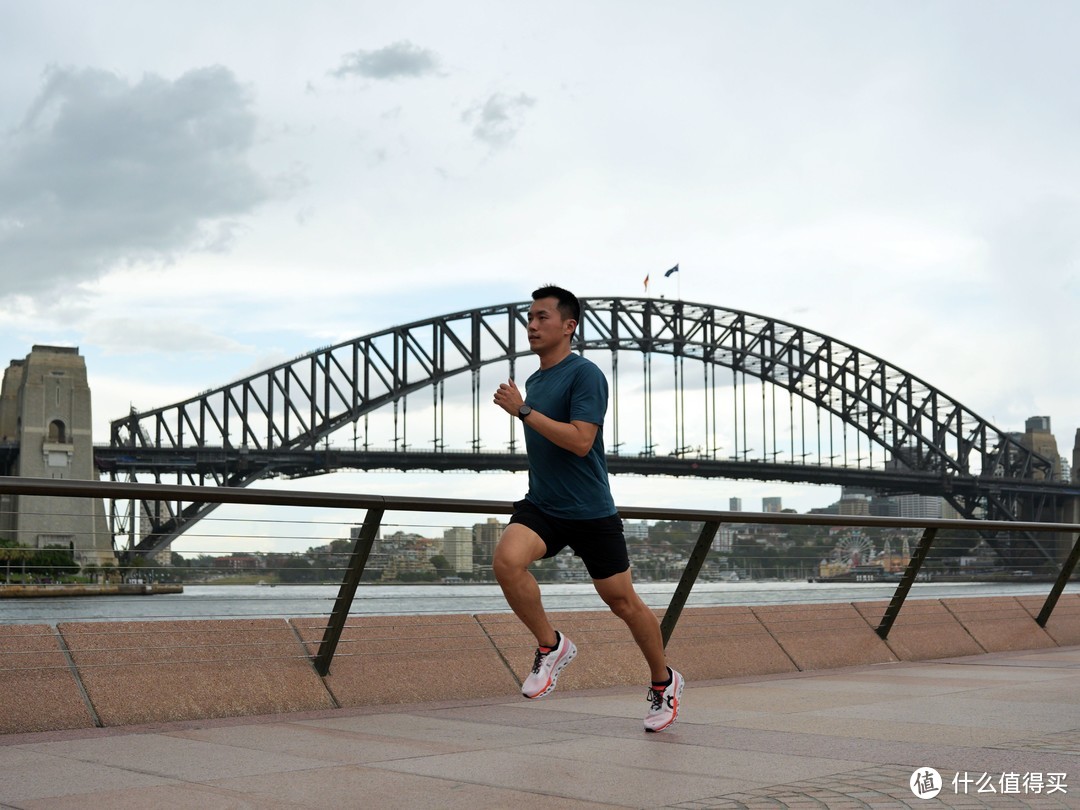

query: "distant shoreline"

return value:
[0, 583, 183, 598]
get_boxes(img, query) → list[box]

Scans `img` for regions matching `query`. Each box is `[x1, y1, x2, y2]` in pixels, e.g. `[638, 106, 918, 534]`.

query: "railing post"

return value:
[876, 527, 937, 640]
[1036, 532, 1080, 627]
[313, 507, 384, 676]
[660, 520, 720, 647]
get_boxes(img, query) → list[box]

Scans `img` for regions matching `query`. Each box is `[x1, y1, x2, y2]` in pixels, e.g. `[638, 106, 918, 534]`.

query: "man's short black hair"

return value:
[532, 285, 580, 322]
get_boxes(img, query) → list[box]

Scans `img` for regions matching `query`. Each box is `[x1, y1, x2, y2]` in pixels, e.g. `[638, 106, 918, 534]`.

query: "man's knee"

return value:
[606, 588, 650, 619]
[491, 548, 521, 583]
[493, 526, 545, 581]
[594, 573, 646, 619]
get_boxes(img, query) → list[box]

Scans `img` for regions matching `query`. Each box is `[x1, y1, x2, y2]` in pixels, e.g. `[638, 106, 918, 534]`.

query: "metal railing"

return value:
[1, 475, 1078, 677]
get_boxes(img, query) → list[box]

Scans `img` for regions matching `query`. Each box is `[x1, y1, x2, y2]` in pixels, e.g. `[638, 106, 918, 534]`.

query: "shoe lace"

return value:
[530, 647, 549, 675]
[647, 686, 665, 712]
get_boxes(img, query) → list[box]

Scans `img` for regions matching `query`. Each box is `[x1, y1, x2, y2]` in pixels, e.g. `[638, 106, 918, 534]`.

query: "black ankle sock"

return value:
[652, 667, 673, 689]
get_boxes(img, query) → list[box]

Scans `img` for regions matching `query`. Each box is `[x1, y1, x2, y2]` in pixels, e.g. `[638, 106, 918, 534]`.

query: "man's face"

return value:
[527, 296, 575, 353]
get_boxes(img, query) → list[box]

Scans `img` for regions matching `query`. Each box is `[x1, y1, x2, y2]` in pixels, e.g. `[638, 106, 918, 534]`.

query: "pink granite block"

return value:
[1016, 593, 1080, 646]
[941, 597, 1057, 653]
[0, 624, 95, 734]
[555, 609, 657, 689]
[851, 599, 985, 660]
[59, 619, 335, 726]
[290, 613, 518, 706]
[749, 603, 898, 671]
[477, 609, 651, 692]
[665, 606, 798, 680]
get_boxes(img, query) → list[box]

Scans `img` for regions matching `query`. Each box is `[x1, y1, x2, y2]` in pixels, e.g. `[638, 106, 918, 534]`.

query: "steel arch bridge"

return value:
[101, 297, 1074, 564]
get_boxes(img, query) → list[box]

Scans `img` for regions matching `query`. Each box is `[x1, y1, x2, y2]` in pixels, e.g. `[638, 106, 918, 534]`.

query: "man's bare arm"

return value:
[493, 379, 598, 458]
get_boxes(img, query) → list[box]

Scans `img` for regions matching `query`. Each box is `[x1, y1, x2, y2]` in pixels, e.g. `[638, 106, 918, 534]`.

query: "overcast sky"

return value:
[3, 2, 1078, 552]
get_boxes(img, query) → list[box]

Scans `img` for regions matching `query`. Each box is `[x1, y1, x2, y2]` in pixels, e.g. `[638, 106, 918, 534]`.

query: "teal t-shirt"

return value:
[522, 353, 617, 519]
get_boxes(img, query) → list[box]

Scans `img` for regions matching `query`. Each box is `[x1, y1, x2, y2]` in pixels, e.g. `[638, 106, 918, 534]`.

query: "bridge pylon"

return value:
[0, 346, 114, 567]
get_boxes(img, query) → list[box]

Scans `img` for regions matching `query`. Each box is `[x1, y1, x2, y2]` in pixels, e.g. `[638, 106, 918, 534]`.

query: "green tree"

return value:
[648, 521, 702, 554]
[429, 554, 452, 578]
[0, 538, 30, 583]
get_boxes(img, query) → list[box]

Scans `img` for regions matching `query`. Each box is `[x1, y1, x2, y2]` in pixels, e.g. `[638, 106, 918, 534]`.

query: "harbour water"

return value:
[0, 580, 1073, 625]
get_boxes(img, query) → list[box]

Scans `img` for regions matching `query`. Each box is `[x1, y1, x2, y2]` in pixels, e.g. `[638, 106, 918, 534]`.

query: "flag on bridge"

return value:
[665, 264, 680, 278]
[643, 274, 650, 292]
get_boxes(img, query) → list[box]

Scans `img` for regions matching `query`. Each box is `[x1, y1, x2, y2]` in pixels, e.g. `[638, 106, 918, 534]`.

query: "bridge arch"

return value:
[106, 297, 1062, 554]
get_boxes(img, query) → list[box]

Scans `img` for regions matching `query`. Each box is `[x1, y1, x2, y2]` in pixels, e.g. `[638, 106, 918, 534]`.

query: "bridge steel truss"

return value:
[106, 297, 1072, 564]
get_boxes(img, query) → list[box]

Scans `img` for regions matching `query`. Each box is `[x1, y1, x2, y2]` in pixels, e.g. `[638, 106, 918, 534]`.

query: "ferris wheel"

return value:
[835, 535, 875, 567]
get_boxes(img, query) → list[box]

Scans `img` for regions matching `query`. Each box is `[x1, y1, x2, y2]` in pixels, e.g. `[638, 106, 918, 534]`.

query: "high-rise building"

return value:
[712, 525, 735, 553]
[1020, 415, 1062, 481]
[838, 491, 870, 516]
[869, 494, 899, 517]
[1026, 416, 1052, 433]
[473, 517, 504, 568]
[442, 527, 473, 575]
[895, 494, 943, 519]
[729, 497, 742, 512]
[1074, 429, 1080, 484]
[762, 497, 782, 513]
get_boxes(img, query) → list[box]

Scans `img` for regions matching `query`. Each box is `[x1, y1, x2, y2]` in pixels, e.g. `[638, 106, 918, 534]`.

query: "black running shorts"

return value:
[509, 498, 630, 580]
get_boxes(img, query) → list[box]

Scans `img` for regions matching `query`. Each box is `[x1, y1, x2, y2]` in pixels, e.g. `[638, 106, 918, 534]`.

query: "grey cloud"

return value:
[0, 65, 269, 299]
[462, 92, 536, 149]
[88, 316, 252, 355]
[332, 41, 440, 81]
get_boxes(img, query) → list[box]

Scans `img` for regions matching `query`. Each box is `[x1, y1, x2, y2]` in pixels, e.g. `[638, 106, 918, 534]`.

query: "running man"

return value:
[492, 284, 684, 732]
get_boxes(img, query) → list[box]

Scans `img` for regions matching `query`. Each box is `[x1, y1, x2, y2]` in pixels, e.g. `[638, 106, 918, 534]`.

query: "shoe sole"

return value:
[522, 641, 577, 699]
[644, 673, 684, 733]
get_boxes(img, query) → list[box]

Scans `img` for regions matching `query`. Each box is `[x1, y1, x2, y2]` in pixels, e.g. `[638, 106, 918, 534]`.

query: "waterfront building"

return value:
[473, 517, 504, 568]
[441, 526, 473, 575]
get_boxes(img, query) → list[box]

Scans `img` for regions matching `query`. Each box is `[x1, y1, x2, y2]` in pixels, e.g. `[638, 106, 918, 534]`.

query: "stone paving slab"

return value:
[669, 764, 1076, 809]
[1, 646, 1078, 809]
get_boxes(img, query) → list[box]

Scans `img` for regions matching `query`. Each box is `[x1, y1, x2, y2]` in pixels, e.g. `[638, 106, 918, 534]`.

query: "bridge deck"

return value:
[3, 646, 1077, 808]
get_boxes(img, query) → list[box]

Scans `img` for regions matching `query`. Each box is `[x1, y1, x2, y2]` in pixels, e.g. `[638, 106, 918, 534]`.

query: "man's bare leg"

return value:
[492, 524, 557, 648]
[592, 569, 669, 682]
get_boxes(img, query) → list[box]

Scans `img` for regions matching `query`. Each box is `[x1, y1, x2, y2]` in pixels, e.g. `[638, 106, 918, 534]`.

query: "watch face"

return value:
[518, 405, 531, 418]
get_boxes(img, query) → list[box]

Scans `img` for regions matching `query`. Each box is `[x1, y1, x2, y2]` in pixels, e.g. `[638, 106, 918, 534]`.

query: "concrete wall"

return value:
[1, 595, 1077, 735]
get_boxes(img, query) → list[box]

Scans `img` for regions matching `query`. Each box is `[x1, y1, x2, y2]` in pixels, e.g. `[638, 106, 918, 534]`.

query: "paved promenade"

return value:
[1, 646, 1078, 809]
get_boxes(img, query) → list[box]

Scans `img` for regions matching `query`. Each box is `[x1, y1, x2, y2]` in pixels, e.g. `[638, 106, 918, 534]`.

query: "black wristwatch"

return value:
[517, 404, 532, 420]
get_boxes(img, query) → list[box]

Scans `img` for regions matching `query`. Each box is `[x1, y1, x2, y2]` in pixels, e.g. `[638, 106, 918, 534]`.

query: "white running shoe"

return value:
[521, 632, 577, 699]
[644, 667, 684, 732]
